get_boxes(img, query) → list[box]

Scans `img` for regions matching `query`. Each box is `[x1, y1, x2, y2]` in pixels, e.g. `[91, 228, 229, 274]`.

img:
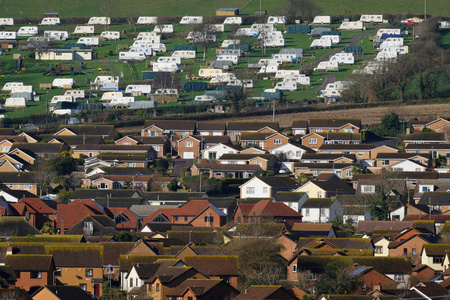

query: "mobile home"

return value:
[272, 54, 297, 62]
[2, 82, 23, 91]
[267, 16, 286, 25]
[283, 74, 310, 85]
[320, 34, 341, 44]
[119, 51, 146, 61]
[64, 90, 85, 99]
[153, 25, 174, 33]
[314, 61, 340, 71]
[376, 28, 402, 37]
[258, 65, 279, 74]
[101, 92, 123, 101]
[221, 40, 240, 48]
[251, 23, 275, 32]
[274, 70, 300, 79]
[312, 16, 332, 24]
[180, 16, 203, 25]
[136, 16, 158, 25]
[88, 17, 111, 25]
[275, 82, 297, 91]
[51, 95, 74, 104]
[93, 76, 119, 85]
[52, 78, 75, 88]
[379, 37, 404, 49]
[0, 31, 17, 40]
[339, 21, 364, 30]
[319, 81, 347, 98]
[0, 18, 14, 26]
[5, 97, 27, 108]
[223, 17, 242, 25]
[376, 50, 399, 61]
[210, 73, 237, 84]
[157, 56, 181, 64]
[194, 95, 216, 102]
[73, 26, 95, 35]
[11, 85, 33, 94]
[258, 58, 283, 66]
[105, 97, 135, 108]
[199, 68, 223, 78]
[329, 53, 355, 64]
[129, 47, 153, 56]
[100, 31, 120, 41]
[219, 49, 241, 56]
[44, 30, 69, 40]
[210, 24, 225, 32]
[153, 62, 180, 72]
[235, 28, 258, 37]
[310, 38, 332, 48]
[216, 55, 238, 65]
[125, 85, 151, 95]
[360, 15, 384, 23]
[172, 50, 196, 59]
[17, 26, 38, 37]
[39, 17, 60, 25]
[154, 89, 178, 96]
[77, 37, 100, 46]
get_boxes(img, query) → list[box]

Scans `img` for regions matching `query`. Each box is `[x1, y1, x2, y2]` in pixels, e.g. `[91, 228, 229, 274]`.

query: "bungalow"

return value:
[292, 120, 309, 136]
[335, 195, 373, 223]
[318, 144, 399, 161]
[234, 285, 298, 300]
[31, 285, 93, 300]
[11, 198, 56, 230]
[166, 278, 239, 300]
[388, 234, 438, 266]
[10, 143, 70, 159]
[114, 136, 169, 158]
[269, 142, 311, 161]
[418, 192, 450, 214]
[373, 153, 431, 168]
[49, 135, 105, 149]
[421, 244, 450, 272]
[412, 118, 450, 133]
[73, 144, 155, 160]
[405, 143, 450, 158]
[293, 162, 360, 179]
[82, 174, 154, 190]
[141, 120, 196, 142]
[201, 143, 241, 160]
[403, 132, 447, 146]
[196, 122, 227, 136]
[348, 266, 397, 294]
[299, 198, 343, 223]
[191, 162, 262, 179]
[7, 148, 36, 165]
[64, 215, 117, 236]
[294, 180, 355, 198]
[301, 132, 361, 150]
[183, 255, 239, 288]
[239, 176, 299, 198]
[239, 132, 290, 151]
[299, 153, 356, 164]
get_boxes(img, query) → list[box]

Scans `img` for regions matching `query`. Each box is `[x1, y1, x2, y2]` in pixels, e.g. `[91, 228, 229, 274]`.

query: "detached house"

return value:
[219, 154, 279, 172]
[295, 180, 355, 198]
[234, 199, 303, 226]
[300, 198, 343, 223]
[141, 120, 196, 147]
[412, 118, 450, 133]
[196, 122, 226, 136]
[301, 132, 361, 150]
[115, 136, 169, 158]
[177, 135, 231, 159]
[239, 132, 289, 151]
[239, 176, 299, 198]
[201, 143, 241, 160]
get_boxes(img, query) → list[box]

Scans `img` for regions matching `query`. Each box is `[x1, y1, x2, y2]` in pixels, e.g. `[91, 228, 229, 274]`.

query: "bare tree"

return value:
[192, 21, 218, 62]
[99, 0, 117, 30]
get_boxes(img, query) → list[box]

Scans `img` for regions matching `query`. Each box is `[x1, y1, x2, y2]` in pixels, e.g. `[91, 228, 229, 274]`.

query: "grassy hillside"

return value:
[0, 0, 447, 18]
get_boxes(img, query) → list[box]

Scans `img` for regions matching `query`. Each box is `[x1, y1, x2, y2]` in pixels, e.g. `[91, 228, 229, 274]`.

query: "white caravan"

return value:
[64, 90, 85, 99]
[0, 31, 17, 40]
[44, 31, 69, 40]
[17, 26, 38, 37]
[157, 56, 181, 64]
[101, 92, 123, 101]
[137, 16, 158, 25]
[180, 16, 203, 25]
[339, 21, 364, 30]
[129, 47, 153, 56]
[2, 82, 23, 91]
[283, 74, 310, 85]
[272, 54, 297, 62]
[0, 18, 14, 26]
[360, 15, 384, 23]
[223, 17, 242, 25]
[51, 95, 74, 104]
[329, 53, 355, 64]
[216, 55, 238, 65]
[198, 68, 223, 78]
[39, 17, 60, 25]
[77, 37, 100, 46]
[274, 70, 300, 79]
[314, 61, 340, 71]
[5, 97, 26, 108]
[93, 76, 119, 85]
[221, 39, 240, 48]
[73, 26, 95, 35]
[125, 85, 151, 94]
[377, 28, 401, 37]
[100, 31, 120, 40]
[154, 89, 178, 96]
[194, 95, 216, 102]
[11, 85, 33, 93]
[153, 62, 180, 72]
[136, 32, 160, 40]
[105, 97, 135, 108]
[52, 78, 75, 88]
[153, 25, 174, 33]
[88, 17, 111, 25]
[119, 51, 146, 61]
[267, 16, 286, 24]
[312, 16, 332, 24]
[172, 50, 196, 59]
[310, 38, 332, 48]
[275, 82, 297, 91]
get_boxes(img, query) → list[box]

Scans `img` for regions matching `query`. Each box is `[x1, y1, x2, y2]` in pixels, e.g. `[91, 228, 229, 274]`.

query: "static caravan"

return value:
[101, 92, 123, 101]
[194, 95, 216, 102]
[312, 16, 332, 24]
[88, 17, 111, 25]
[153, 62, 180, 72]
[272, 54, 297, 62]
[51, 95, 74, 104]
[106, 97, 135, 107]
[210, 73, 237, 84]
[64, 90, 85, 99]
[251, 23, 275, 32]
[125, 85, 151, 95]
[153, 25, 174, 33]
[137, 36, 161, 43]
[275, 82, 297, 91]
[376, 50, 398, 61]
[11, 85, 33, 94]
[223, 17, 242, 25]
[310, 38, 332, 48]
[329, 53, 355, 64]
[2, 82, 23, 91]
[53, 109, 75, 115]
[132, 39, 159, 46]
[39, 17, 60, 25]
[376, 28, 401, 37]
[219, 49, 241, 56]
[129, 47, 153, 56]
[260, 37, 285, 47]
[198, 68, 223, 78]
[258, 65, 279, 74]
[73, 26, 95, 35]
[5, 97, 26, 108]
[267, 16, 286, 25]
[98, 82, 119, 92]
[360, 15, 384, 23]
[186, 31, 217, 43]
[172, 50, 196, 59]
[210, 24, 225, 32]
[216, 55, 238, 65]
[17, 26, 38, 37]
[154, 89, 178, 95]
[339, 21, 364, 30]
[379, 37, 404, 49]
[227, 79, 242, 86]
[93, 76, 119, 85]
[258, 58, 282, 66]
[44, 31, 69, 40]
[221, 39, 240, 48]
[235, 28, 258, 37]
[157, 56, 181, 64]
[77, 37, 100, 46]
[319, 81, 346, 98]
[274, 70, 300, 79]
[101, 31, 120, 41]
[52, 78, 75, 88]
[0, 18, 14, 26]
[136, 32, 160, 41]
[131, 41, 166, 52]
[119, 51, 146, 61]
[180, 16, 203, 25]
[314, 61, 340, 71]
[136, 16, 158, 25]
[283, 74, 310, 85]
[321, 35, 341, 44]
[0, 31, 17, 40]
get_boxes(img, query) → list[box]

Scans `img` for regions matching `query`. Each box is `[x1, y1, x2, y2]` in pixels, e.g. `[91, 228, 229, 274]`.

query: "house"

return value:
[335, 195, 373, 223]
[48, 135, 105, 149]
[409, 282, 450, 299]
[226, 121, 279, 142]
[0, 216, 40, 236]
[299, 198, 343, 223]
[196, 122, 227, 136]
[348, 266, 398, 294]
[0, 153, 31, 171]
[233, 285, 298, 300]
[299, 153, 356, 164]
[56, 199, 110, 233]
[141, 120, 196, 146]
[166, 278, 239, 300]
[294, 180, 355, 198]
[96, 152, 151, 168]
[0, 172, 40, 196]
[201, 143, 241, 160]
[308, 118, 361, 133]
[357, 221, 414, 235]
[177, 135, 231, 159]
[234, 199, 303, 226]
[73, 144, 155, 160]
[7, 148, 37, 165]
[292, 120, 309, 136]
[64, 215, 117, 236]
[10, 143, 70, 159]
[183, 255, 239, 288]
[405, 143, 450, 158]
[54, 125, 117, 139]
[273, 192, 308, 212]
[191, 162, 262, 179]
[114, 136, 169, 157]
[388, 233, 438, 265]
[418, 191, 450, 214]
[31, 285, 93, 300]
[239, 176, 299, 198]
[403, 132, 448, 146]
[70, 189, 142, 200]
[412, 118, 450, 133]
[269, 142, 311, 161]
[373, 153, 431, 168]
[301, 132, 361, 150]
[5, 254, 55, 292]
[11, 198, 56, 230]
[239, 132, 290, 151]
[318, 144, 399, 161]
[82, 174, 154, 190]
[293, 162, 360, 179]
[421, 244, 450, 272]
[218, 154, 279, 172]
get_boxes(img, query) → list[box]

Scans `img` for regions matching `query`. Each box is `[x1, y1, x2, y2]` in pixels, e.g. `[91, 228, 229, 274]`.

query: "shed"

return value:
[216, 8, 239, 16]
[181, 82, 208, 91]
[286, 25, 311, 34]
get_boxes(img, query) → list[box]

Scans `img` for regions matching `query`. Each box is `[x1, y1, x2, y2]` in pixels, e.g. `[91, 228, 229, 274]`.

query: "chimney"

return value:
[6, 246, 12, 256]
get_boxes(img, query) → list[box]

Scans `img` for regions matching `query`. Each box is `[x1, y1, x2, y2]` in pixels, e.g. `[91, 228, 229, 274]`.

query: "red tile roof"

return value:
[242, 200, 302, 218]
[57, 199, 107, 230]
[11, 198, 55, 215]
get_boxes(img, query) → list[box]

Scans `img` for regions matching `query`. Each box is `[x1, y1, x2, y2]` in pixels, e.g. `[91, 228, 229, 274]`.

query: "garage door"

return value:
[183, 152, 194, 159]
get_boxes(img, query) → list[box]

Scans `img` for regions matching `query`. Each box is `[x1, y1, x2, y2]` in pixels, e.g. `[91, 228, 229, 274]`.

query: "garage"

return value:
[183, 152, 194, 159]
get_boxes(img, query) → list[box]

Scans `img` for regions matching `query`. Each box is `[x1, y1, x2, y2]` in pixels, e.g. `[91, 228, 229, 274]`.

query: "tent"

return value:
[181, 82, 208, 91]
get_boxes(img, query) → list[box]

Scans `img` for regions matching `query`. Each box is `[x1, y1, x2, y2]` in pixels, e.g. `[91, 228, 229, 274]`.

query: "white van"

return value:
[88, 17, 111, 25]
[125, 85, 151, 95]
[77, 37, 100, 46]
[119, 51, 146, 61]
[101, 31, 120, 41]
[153, 25, 174, 33]
[17, 26, 38, 37]
[44, 31, 69, 40]
[137, 16, 158, 25]
[73, 26, 95, 35]
[267, 16, 286, 25]
[172, 50, 196, 59]
[223, 17, 242, 25]
[0, 18, 14, 26]
[40, 17, 60, 25]
[0, 31, 17, 40]
[153, 62, 180, 72]
[180, 16, 203, 25]
[51, 95, 74, 104]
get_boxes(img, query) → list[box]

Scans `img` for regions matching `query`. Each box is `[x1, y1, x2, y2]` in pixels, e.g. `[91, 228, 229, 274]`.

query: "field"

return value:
[0, 0, 448, 17]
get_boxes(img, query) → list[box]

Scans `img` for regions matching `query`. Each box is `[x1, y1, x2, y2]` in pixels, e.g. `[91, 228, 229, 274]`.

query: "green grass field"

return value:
[0, 0, 447, 18]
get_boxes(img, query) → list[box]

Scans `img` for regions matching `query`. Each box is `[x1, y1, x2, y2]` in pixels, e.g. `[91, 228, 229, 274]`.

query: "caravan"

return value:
[221, 40, 240, 48]
[274, 70, 300, 79]
[153, 25, 174, 33]
[106, 97, 135, 108]
[210, 73, 237, 84]
[329, 53, 355, 64]
[136, 16, 158, 25]
[314, 61, 340, 71]
[0, 31, 17, 40]
[93, 76, 119, 85]
[310, 38, 332, 48]
[153, 62, 180, 72]
[360, 15, 384, 23]
[172, 50, 196, 59]
[73, 26, 95, 35]
[157, 56, 181, 64]
[283, 74, 310, 85]
[101, 92, 123, 101]
[125, 85, 151, 95]
[44, 31, 69, 40]
[272, 54, 297, 63]
[180, 16, 203, 25]
[376, 28, 402, 38]
[5, 97, 27, 108]
[312, 16, 332, 24]
[210, 24, 225, 32]
[88, 17, 111, 25]
[39, 17, 60, 25]
[64, 90, 85, 99]
[339, 21, 364, 30]
[77, 37, 100, 46]
[52, 78, 75, 88]
[223, 17, 242, 25]
[17, 26, 38, 37]
[100, 31, 120, 41]
[0, 18, 14, 26]
[51, 95, 74, 104]
[119, 51, 146, 61]
[129, 47, 153, 56]
[216, 55, 238, 65]
[267, 16, 286, 25]
[275, 82, 297, 91]
[199, 68, 223, 78]
[2, 82, 23, 91]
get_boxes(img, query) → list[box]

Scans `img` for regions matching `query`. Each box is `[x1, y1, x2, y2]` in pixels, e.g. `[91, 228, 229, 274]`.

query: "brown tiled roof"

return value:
[195, 162, 262, 172]
[316, 132, 361, 141]
[242, 200, 302, 218]
[143, 120, 196, 131]
[301, 153, 357, 161]
[51, 135, 105, 146]
[167, 279, 235, 297]
[196, 122, 226, 131]
[192, 135, 231, 144]
[97, 152, 148, 161]
[234, 285, 296, 300]
[56, 125, 115, 136]
[183, 255, 238, 276]
[404, 132, 446, 141]
[10, 143, 69, 154]
[6, 254, 53, 271]
[357, 221, 414, 234]
[308, 180, 355, 193]
[33, 286, 93, 300]
[227, 121, 279, 132]
[74, 144, 152, 152]
[309, 118, 361, 129]
[0, 128, 15, 135]
[406, 143, 450, 150]
[292, 120, 308, 129]
[0, 172, 38, 184]
[319, 144, 374, 150]
[418, 192, 450, 205]
[240, 132, 272, 141]
[375, 153, 431, 159]
[45, 245, 103, 268]
[11, 198, 55, 215]
[219, 154, 275, 160]
[256, 176, 299, 188]
[292, 223, 333, 232]
[294, 163, 361, 170]
[129, 136, 166, 145]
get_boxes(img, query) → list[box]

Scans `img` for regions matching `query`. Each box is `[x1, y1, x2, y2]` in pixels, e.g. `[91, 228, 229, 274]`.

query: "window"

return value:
[317, 192, 323, 198]
[209, 152, 217, 160]
[148, 130, 158, 136]
[83, 222, 93, 236]
[184, 216, 188, 221]
[292, 264, 297, 273]
[156, 283, 160, 291]
[8, 184, 13, 189]
[0, 146, 10, 152]
[97, 182, 109, 189]
[273, 138, 282, 144]
[296, 151, 302, 157]
[174, 216, 179, 221]
[129, 278, 134, 287]
[306, 273, 317, 280]
[30, 271, 42, 279]
[153, 145, 160, 152]
[229, 161, 237, 164]
[361, 185, 375, 194]
[24, 184, 32, 190]
[15, 271, 20, 278]
[88, 152, 93, 158]
[15, 184, 20, 189]
[346, 170, 352, 177]
[128, 162, 136, 167]
[80, 284, 87, 291]
[305, 208, 310, 217]
[123, 141, 131, 145]
[412, 248, 416, 255]
[421, 186, 433, 192]
[85, 269, 93, 277]
[382, 160, 390, 166]
[185, 141, 193, 147]
[433, 256, 444, 264]
[375, 246, 383, 254]
[309, 138, 317, 144]
[263, 187, 268, 194]
[204, 216, 214, 223]
[246, 187, 255, 195]
[403, 248, 407, 256]
[358, 152, 364, 156]
[394, 274, 404, 281]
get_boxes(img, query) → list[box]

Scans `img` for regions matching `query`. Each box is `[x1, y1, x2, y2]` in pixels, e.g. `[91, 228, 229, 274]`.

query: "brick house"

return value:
[388, 234, 438, 266]
[308, 118, 361, 133]
[191, 162, 262, 179]
[114, 136, 169, 158]
[226, 121, 279, 142]
[234, 199, 303, 226]
[301, 132, 361, 150]
[412, 118, 450, 133]
[165, 278, 239, 300]
[240, 132, 289, 151]
[196, 122, 226, 136]
[183, 255, 239, 288]
[177, 135, 231, 159]
[11, 198, 56, 230]
[239, 176, 299, 199]
[349, 266, 397, 294]
[218, 154, 279, 172]
[31, 285, 93, 300]
[0, 172, 40, 196]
